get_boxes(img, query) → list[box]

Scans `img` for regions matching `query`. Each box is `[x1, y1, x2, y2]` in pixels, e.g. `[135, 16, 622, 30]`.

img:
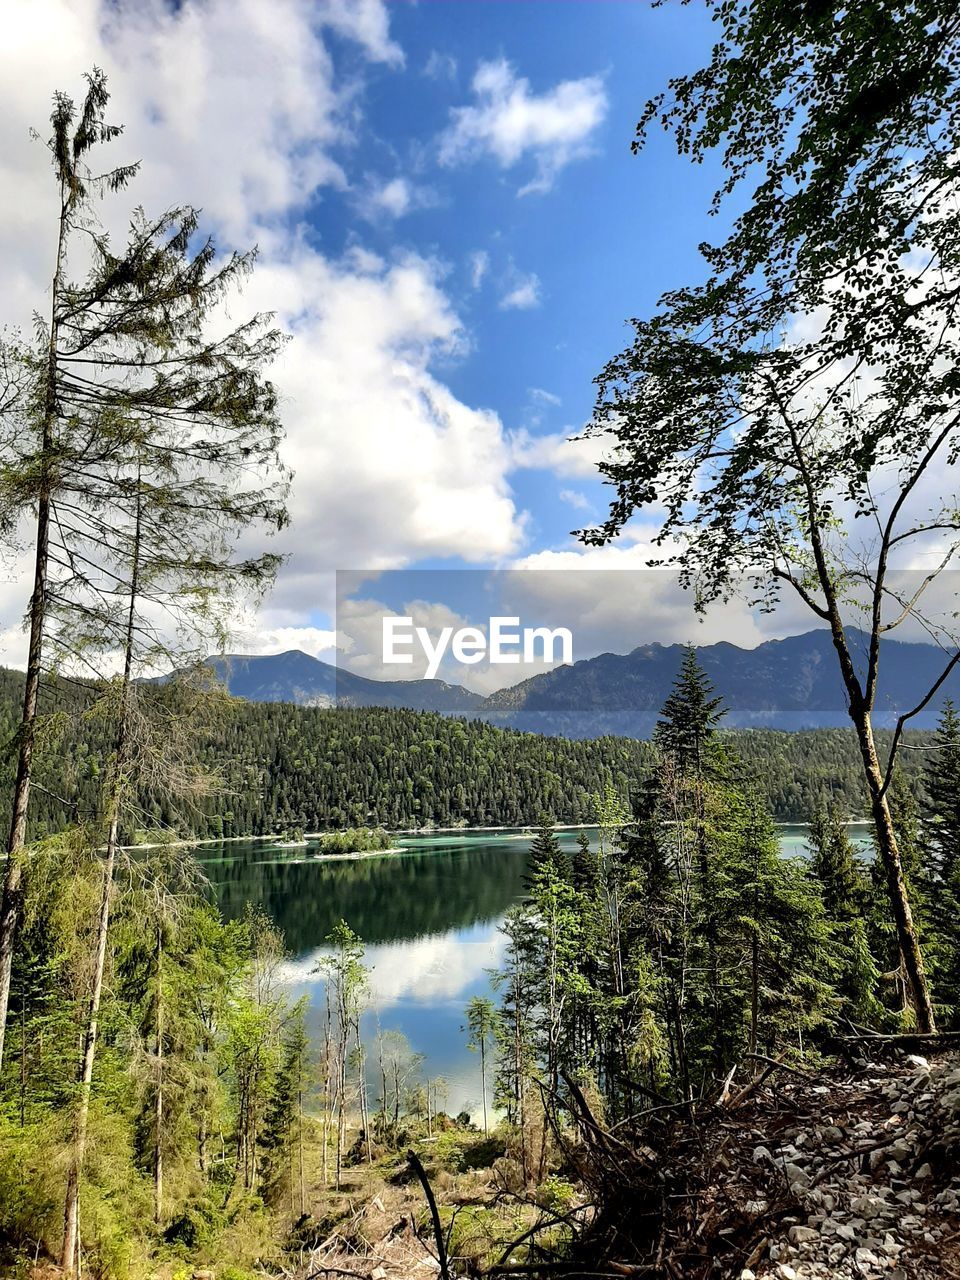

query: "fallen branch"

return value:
[407, 1148, 452, 1280]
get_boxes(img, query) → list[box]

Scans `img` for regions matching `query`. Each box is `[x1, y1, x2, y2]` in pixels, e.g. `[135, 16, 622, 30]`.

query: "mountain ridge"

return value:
[199, 627, 960, 737]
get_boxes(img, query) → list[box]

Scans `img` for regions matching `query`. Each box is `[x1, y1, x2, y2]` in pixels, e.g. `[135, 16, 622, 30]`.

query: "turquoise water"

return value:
[196, 822, 873, 1115]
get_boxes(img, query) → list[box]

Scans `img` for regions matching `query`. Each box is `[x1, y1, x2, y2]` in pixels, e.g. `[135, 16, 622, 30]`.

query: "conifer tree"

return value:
[0, 69, 288, 1080]
[925, 701, 960, 885]
[924, 703, 960, 1024]
[493, 906, 539, 1177]
[654, 646, 725, 774]
[808, 803, 865, 921]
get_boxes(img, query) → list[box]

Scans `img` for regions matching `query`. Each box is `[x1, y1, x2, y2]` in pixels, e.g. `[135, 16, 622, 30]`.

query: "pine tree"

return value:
[926, 701, 960, 884]
[924, 703, 960, 1025]
[0, 71, 138, 1074]
[807, 802, 881, 1025]
[0, 68, 288, 1089]
[654, 647, 725, 774]
[524, 815, 571, 889]
[808, 803, 865, 921]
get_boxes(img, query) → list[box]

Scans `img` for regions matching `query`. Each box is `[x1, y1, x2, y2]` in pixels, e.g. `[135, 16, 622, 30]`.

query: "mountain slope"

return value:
[207, 650, 483, 714]
[205, 629, 960, 737]
[480, 628, 960, 736]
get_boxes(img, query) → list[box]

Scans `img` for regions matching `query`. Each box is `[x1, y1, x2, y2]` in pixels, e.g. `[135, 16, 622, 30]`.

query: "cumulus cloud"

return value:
[439, 58, 607, 195]
[237, 246, 526, 619]
[509, 427, 614, 478]
[0, 0, 529, 663]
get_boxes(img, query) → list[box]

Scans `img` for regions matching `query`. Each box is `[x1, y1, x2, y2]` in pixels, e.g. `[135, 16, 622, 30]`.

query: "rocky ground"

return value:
[741, 1050, 960, 1279]
[289, 1051, 960, 1280]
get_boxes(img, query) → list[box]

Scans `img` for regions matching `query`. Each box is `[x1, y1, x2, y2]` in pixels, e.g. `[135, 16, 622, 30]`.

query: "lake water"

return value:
[196, 822, 872, 1117]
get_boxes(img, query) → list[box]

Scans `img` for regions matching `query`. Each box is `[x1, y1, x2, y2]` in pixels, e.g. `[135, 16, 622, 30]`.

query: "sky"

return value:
[2, 0, 936, 681]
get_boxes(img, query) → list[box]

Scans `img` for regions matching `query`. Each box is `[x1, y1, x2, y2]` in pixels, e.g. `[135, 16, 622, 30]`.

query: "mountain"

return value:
[205, 629, 960, 737]
[479, 628, 960, 737]
[206, 650, 484, 715]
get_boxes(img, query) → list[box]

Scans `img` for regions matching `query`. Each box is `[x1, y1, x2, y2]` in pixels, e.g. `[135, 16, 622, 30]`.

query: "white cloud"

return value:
[357, 174, 436, 221]
[499, 271, 541, 311]
[509, 427, 613, 478]
[468, 249, 490, 289]
[424, 49, 458, 82]
[241, 247, 525, 615]
[530, 387, 561, 407]
[0, 0, 530, 664]
[283, 923, 506, 1008]
[559, 488, 591, 512]
[238, 625, 338, 660]
[439, 58, 607, 195]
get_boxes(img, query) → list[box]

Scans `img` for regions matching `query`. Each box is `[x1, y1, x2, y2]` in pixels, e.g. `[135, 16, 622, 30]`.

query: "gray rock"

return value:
[788, 1225, 819, 1245]
[784, 1161, 811, 1189]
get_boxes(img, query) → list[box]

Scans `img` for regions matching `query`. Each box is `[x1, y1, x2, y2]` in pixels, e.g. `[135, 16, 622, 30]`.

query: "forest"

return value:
[0, 663, 937, 837]
[3, 1, 960, 1278]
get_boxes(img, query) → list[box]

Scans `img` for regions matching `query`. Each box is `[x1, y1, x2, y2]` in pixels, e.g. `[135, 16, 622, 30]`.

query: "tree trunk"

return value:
[479, 1035, 488, 1136]
[60, 811, 119, 1272]
[297, 1065, 305, 1217]
[0, 192, 68, 1071]
[356, 1023, 372, 1162]
[854, 709, 936, 1033]
[155, 926, 164, 1226]
[61, 487, 142, 1273]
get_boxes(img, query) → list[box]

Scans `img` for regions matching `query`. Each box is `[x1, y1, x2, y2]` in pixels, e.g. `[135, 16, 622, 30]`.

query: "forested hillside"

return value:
[0, 666, 931, 838]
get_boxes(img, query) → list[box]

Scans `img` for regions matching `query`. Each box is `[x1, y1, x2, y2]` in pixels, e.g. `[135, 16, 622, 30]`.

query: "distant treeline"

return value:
[0, 666, 930, 838]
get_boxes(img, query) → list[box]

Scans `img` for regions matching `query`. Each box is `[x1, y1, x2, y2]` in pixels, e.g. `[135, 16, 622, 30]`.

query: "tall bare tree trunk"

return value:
[0, 191, 68, 1072]
[155, 924, 164, 1225]
[61, 487, 142, 1274]
[356, 1022, 372, 1162]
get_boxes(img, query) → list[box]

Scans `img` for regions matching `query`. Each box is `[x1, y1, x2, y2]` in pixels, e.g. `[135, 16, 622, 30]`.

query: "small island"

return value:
[314, 826, 395, 856]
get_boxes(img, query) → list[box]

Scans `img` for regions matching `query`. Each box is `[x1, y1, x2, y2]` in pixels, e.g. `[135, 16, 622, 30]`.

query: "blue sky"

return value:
[2, 0, 760, 669]
[327, 1, 722, 557]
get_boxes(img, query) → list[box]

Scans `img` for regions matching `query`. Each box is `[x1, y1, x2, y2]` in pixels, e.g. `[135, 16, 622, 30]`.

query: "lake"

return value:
[196, 822, 873, 1118]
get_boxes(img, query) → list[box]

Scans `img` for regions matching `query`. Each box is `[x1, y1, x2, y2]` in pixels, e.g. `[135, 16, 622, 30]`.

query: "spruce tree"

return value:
[0, 69, 288, 1082]
[808, 803, 864, 921]
[924, 703, 960, 1025]
[654, 646, 725, 774]
[926, 701, 960, 884]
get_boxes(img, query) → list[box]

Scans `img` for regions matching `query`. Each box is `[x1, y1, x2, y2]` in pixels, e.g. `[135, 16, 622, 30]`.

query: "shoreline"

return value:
[125, 817, 871, 854]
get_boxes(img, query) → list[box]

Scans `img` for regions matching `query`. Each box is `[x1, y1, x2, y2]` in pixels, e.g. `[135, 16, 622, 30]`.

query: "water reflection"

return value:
[197, 823, 873, 1114]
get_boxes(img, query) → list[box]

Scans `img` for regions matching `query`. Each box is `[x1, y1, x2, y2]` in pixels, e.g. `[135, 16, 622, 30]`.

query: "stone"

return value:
[784, 1161, 811, 1189]
[914, 1162, 932, 1179]
[788, 1226, 818, 1245]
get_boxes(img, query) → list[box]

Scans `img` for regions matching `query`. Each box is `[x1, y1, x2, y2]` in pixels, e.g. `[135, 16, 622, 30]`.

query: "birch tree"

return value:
[578, 0, 960, 1032]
